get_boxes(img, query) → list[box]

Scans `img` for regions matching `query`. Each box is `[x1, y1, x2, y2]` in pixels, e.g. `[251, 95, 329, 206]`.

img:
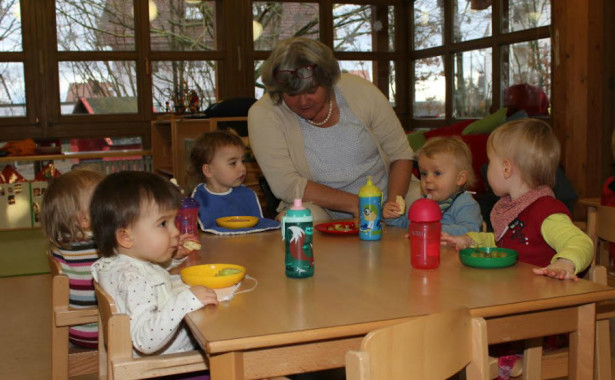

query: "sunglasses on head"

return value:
[274, 64, 317, 83]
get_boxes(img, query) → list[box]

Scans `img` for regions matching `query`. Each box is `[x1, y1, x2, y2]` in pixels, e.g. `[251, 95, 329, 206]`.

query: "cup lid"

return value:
[408, 198, 441, 222]
[181, 197, 199, 209]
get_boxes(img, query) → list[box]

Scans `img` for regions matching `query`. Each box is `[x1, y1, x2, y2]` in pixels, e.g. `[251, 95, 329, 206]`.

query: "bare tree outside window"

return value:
[412, 0, 551, 121]
[0, 0, 24, 117]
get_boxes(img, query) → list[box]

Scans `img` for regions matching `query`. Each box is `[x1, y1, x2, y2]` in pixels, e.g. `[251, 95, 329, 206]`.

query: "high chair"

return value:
[48, 250, 99, 379]
[523, 205, 615, 380]
[94, 281, 209, 380]
[345, 308, 491, 380]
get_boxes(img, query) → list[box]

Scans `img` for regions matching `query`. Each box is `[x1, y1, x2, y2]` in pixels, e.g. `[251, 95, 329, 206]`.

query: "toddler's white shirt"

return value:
[91, 255, 204, 356]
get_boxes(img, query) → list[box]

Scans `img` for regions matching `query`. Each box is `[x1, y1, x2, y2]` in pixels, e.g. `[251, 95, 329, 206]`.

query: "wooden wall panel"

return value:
[553, 0, 612, 217]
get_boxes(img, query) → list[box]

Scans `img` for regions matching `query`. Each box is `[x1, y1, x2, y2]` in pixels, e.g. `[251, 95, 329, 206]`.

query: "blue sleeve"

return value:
[441, 194, 483, 235]
[384, 215, 409, 229]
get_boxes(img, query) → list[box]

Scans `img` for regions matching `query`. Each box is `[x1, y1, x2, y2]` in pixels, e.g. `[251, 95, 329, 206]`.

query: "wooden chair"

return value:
[94, 281, 209, 380]
[48, 250, 99, 379]
[345, 308, 491, 380]
[524, 205, 615, 380]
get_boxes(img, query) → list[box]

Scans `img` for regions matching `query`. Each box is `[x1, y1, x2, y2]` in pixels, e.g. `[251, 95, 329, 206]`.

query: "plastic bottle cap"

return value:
[285, 199, 312, 218]
[290, 198, 305, 210]
[408, 198, 441, 222]
[181, 197, 199, 209]
[358, 176, 382, 197]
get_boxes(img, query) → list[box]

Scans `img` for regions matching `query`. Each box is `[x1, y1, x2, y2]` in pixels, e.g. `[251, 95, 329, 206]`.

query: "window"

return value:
[0, 0, 25, 117]
[252, 1, 401, 107]
[411, 0, 551, 125]
[1, 0, 405, 142]
[0, 0, 223, 146]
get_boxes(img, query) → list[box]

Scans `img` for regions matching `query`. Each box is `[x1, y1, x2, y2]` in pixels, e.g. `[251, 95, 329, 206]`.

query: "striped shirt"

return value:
[51, 238, 99, 348]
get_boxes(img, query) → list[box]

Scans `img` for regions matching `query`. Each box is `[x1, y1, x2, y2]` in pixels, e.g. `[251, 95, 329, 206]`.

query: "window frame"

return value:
[409, 0, 552, 129]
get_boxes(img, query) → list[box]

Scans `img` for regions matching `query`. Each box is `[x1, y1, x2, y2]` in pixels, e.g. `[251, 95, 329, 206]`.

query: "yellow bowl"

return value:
[216, 216, 258, 229]
[180, 264, 246, 289]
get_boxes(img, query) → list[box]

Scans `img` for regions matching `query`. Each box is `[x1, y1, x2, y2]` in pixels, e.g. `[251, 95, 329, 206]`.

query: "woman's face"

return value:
[282, 86, 329, 121]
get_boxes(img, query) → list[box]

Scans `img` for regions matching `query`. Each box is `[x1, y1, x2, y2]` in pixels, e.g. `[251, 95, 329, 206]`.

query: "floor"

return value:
[0, 273, 613, 380]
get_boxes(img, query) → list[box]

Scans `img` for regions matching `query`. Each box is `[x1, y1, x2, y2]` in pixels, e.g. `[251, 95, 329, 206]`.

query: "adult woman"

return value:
[248, 37, 418, 221]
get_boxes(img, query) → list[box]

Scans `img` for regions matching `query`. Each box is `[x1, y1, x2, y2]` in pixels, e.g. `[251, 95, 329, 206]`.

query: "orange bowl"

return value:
[180, 264, 246, 289]
[216, 216, 258, 229]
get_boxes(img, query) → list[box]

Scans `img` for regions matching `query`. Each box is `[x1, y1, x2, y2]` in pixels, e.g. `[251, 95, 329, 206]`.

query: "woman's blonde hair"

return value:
[41, 168, 105, 247]
[261, 37, 341, 104]
[417, 136, 476, 188]
[487, 119, 560, 188]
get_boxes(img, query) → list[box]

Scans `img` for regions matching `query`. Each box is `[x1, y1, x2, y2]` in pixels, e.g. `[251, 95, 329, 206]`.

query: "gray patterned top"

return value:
[300, 87, 387, 218]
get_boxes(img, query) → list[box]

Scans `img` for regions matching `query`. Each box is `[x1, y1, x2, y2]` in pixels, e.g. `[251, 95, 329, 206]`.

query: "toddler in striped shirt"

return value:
[41, 167, 105, 348]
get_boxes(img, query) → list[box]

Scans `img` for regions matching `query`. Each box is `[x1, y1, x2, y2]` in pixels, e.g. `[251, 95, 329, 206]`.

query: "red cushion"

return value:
[423, 119, 475, 139]
[459, 133, 490, 193]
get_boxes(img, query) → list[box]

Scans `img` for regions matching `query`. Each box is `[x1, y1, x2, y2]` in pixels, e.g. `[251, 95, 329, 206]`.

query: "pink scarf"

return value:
[490, 185, 554, 241]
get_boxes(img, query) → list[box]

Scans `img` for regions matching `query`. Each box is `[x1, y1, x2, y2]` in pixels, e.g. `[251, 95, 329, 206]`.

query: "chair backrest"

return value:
[48, 250, 98, 379]
[584, 205, 615, 285]
[596, 205, 615, 245]
[94, 281, 208, 380]
[346, 308, 490, 380]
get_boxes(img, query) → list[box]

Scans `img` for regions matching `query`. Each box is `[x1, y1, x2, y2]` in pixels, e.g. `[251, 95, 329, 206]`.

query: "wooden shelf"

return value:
[150, 115, 267, 206]
[0, 150, 153, 164]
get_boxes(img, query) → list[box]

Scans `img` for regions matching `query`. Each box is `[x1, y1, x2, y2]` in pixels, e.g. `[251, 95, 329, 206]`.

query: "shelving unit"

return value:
[150, 115, 264, 203]
[0, 150, 153, 230]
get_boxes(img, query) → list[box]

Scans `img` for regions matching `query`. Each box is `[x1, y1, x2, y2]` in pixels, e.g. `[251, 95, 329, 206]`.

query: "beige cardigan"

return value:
[248, 73, 413, 207]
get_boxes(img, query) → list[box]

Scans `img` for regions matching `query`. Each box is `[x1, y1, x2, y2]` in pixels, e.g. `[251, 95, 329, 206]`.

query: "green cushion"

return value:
[407, 130, 427, 151]
[461, 107, 507, 135]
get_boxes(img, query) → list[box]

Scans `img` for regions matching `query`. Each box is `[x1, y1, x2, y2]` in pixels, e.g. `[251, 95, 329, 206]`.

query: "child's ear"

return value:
[116, 228, 133, 249]
[456, 170, 468, 186]
[77, 210, 91, 229]
[201, 164, 213, 179]
[503, 159, 513, 179]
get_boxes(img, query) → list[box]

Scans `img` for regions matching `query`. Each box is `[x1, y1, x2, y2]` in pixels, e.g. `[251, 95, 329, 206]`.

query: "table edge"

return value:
[188, 288, 615, 354]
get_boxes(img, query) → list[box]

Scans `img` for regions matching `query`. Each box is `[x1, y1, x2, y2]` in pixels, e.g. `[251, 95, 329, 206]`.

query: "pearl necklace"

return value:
[306, 99, 333, 126]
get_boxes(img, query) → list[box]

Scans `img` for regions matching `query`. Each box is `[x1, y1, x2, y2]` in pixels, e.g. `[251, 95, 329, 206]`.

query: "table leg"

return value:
[210, 351, 244, 380]
[568, 303, 596, 380]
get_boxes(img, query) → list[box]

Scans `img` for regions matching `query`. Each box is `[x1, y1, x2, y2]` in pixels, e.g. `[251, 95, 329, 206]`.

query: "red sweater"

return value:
[601, 177, 615, 263]
[498, 196, 570, 267]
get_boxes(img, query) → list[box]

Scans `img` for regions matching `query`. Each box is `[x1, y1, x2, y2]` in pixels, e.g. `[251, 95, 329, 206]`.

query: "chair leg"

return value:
[595, 319, 611, 380]
[522, 338, 543, 380]
[51, 323, 69, 380]
[98, 315, 109, 380]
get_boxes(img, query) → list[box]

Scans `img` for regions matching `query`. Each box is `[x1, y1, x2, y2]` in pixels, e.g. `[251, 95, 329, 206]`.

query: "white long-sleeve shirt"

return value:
[91, 255, 204, 356]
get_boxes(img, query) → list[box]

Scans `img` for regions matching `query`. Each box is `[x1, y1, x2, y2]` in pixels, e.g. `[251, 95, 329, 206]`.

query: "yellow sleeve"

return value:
[466, 232, 496, 247]
[541, 214, 594, 274]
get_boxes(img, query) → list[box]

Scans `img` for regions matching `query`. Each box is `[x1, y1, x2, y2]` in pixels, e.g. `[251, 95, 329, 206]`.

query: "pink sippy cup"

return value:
[408, 198, 442, 269]
[176, 198, 199, 238]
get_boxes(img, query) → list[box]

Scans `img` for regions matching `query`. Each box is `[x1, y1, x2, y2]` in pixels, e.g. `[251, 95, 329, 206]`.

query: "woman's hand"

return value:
[441, 232, 476, 251]
[532, 258, 578, 281]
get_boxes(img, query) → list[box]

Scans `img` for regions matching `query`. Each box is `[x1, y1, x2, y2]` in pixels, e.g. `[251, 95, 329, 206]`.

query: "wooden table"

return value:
[183, 227, 615, 380]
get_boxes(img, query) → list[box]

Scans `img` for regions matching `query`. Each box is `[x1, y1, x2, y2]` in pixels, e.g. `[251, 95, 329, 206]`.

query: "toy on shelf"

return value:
[170, 81, 201, 115]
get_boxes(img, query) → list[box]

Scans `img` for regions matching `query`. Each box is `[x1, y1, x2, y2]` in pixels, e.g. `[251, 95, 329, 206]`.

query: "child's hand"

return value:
[175, 234, 201, 260]
[532, 258, 578, 281]
[383, 196, 406, 219]
[190, 285, 219, 306]
[382, 199, 402, 219]
[441, 232, 476, 251]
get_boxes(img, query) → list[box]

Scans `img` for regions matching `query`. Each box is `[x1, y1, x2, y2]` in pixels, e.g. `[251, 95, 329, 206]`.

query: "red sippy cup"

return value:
[176, 198, 199, 238]
[408, 198, 442, 269]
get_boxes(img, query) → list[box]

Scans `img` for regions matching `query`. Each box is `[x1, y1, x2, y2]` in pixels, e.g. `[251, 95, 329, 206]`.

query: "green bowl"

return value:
[458, 247, 518, 268]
